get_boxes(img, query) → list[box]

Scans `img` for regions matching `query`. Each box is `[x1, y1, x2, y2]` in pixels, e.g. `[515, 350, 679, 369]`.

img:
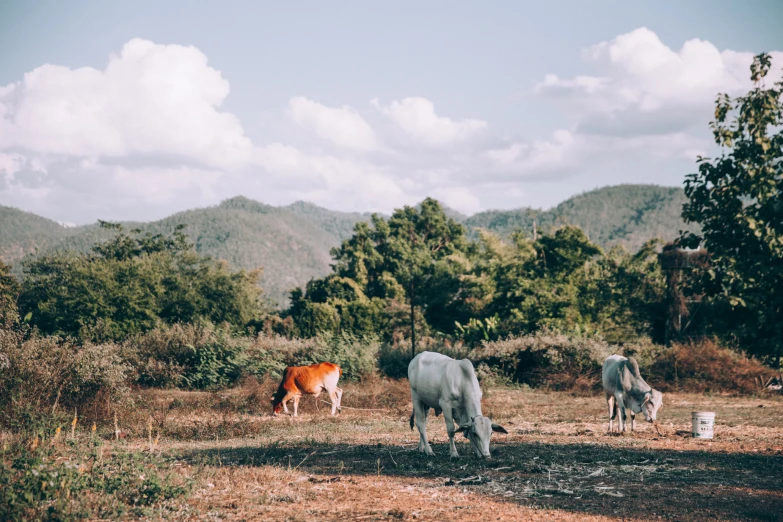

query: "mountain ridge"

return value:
[0, 184, 696, 306]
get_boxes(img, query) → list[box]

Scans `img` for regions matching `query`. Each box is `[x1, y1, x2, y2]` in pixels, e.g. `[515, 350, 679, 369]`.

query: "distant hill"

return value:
[0, 206, 80, 262]
[0, 197, 371, 307]
[465, 184, 697, 252]
[0, 184, 695, 306]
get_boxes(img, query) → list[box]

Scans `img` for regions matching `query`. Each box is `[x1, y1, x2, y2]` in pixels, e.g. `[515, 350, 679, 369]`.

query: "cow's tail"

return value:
[409, 412, 415, 430]
[627, 357, 642, 378]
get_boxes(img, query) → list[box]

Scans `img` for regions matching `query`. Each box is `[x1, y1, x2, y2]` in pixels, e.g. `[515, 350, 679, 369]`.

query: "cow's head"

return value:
[270, 393, 284, 416]
[455, 416, 508, 459]
[641, 389, 663, 422]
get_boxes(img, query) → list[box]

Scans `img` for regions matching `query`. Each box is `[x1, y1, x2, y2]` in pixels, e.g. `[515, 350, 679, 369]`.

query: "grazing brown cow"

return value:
[270, 362, 343, 416]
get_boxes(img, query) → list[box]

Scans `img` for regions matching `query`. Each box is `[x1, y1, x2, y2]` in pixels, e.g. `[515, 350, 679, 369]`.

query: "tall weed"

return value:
[0, 326, 130, 426]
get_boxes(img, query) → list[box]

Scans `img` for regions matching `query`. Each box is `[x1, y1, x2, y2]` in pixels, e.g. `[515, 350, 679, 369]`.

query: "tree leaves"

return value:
[681, 53, 783, 363]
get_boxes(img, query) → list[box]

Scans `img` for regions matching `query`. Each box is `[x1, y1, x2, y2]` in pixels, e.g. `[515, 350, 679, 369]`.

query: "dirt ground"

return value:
[140, 382, 783, 521]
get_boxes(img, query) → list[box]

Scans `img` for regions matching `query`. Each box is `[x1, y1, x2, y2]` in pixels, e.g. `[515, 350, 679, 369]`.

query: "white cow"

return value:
[602, 354, 663, 433]
[408, 351, 507, 458]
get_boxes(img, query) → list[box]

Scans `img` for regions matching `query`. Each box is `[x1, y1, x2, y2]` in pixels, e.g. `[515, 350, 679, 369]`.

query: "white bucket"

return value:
[692, 412, 715, 439]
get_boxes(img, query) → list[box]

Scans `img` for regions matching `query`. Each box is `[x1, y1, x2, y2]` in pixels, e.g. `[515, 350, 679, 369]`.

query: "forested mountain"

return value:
[0, 184, 694, 306]
[1, 196, 371, 306]
[465, 185, 696, 251]
[0, 206, 81, 262]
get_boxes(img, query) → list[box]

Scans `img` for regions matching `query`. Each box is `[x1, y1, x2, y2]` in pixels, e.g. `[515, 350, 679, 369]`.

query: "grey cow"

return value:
[408, 351, 507, 458]
[602, 354, 663, 433]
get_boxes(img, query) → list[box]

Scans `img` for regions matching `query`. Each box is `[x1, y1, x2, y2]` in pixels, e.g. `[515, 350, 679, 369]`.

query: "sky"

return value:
[0, 1, 781, 225]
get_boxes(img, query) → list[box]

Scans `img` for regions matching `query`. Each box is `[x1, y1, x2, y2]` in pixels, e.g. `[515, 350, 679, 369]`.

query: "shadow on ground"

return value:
[178, 437, 783, 521]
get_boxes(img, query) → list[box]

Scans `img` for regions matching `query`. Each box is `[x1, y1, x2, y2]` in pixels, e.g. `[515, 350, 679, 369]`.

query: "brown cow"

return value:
[270, 362, 343, 416]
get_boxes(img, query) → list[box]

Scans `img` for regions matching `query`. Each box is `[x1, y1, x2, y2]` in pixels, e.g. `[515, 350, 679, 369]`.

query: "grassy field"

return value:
[6, 380, 782, 521]
[80, 379, 780, 521]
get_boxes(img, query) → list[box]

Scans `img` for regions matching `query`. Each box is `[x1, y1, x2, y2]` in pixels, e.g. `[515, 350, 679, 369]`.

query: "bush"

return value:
[246, 333, 379, 381]
[470, 331, 614, 391]
[18, 226, 265, 342]
[0, 326, 131, 426]
[126, 322, 248, 390]
[640, 338, 771, 394]
[303, 333, 379, 381]
[244, 335, 317, 380]
[377, 338, 469, 379]
[377, 343, 412, 379]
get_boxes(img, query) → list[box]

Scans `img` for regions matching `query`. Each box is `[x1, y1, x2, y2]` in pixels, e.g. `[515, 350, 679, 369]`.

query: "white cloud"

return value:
[486, 130, 577, 177]
[286, 96, 379, 151]
[3, 30, 770, 223]
[0, 38, 255, 170]
[0, 152, 25, 185]
[372, 97, 487, 147]
[431, 186, 482, 215]
[536, 27, 783, 136]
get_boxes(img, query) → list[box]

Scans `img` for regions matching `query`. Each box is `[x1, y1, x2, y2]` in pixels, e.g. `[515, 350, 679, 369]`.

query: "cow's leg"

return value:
[440, 400, 459, 458]
[293, 395, 301, 417]
[615, 394, 627, 433]
[335, 387, 343, 413]
[413, 399, 434, 456]
[323, 383, 341, 416]
[280, 391, 296, 415]
[327, 389, 339, 416]
[606, 394, 615, 433]
[630, 411, 635, 432]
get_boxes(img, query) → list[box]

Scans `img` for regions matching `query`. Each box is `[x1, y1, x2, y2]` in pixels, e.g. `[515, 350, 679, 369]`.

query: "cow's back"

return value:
[281, 362, 340, 395]
[602, 354, 627, 394]
[295, 362, 340, 393]
[409, 351, 453, 406]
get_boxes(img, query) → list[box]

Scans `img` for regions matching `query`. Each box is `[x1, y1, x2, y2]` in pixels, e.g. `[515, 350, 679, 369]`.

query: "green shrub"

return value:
[246, 333, 378, 381]
[377, 343, 412, 379]
[244, 335, 316, 380]
[304, 332, 379, 381]
[378, 339, 469, 379]
[470, 330, 614, 390]
[127, 322, 248, 390]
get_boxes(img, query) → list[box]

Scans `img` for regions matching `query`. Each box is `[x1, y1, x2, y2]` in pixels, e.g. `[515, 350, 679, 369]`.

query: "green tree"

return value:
[19, 223, 264, 340]
[681, 53, 783, 364]
[593, 240, 667, 343]
[328, 198, 467, 352]
[489, 226, 604, 336]
[290, 201, 669, 345]
[0, 260, 19, 324]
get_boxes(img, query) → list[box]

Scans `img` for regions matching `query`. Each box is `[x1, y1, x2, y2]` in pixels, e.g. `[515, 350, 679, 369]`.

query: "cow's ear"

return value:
[491, 424, 508, 434]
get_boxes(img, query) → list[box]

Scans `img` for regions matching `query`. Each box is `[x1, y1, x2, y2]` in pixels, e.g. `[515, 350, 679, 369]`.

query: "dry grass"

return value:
[644, 339, 776, 395]
[85, 381, 783, 521]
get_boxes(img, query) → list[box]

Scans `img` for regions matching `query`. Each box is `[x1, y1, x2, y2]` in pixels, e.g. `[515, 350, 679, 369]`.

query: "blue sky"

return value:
[0, 1, 781, 224]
